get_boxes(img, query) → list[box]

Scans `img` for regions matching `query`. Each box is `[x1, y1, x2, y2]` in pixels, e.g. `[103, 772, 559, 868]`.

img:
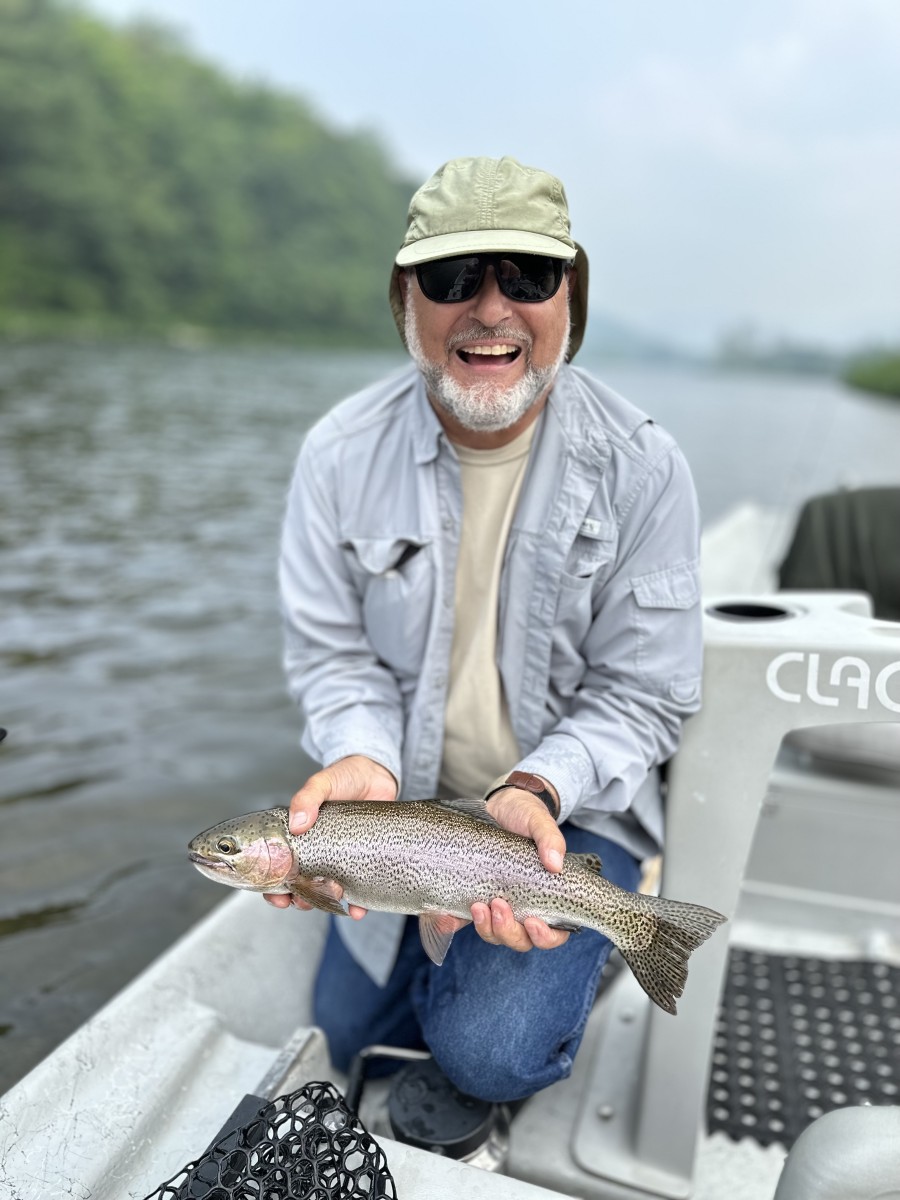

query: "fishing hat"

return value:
[389, 156, 589, 360]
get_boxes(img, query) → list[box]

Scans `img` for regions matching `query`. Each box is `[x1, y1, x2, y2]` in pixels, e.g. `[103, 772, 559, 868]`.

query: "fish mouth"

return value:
[188, 850, 233, 873]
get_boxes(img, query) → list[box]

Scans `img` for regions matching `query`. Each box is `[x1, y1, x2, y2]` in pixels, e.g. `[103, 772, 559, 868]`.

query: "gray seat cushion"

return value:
[784, 722, 900, 774]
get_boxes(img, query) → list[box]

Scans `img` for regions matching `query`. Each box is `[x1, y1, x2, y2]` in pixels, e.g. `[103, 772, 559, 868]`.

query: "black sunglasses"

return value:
[415, 253, 567, 305]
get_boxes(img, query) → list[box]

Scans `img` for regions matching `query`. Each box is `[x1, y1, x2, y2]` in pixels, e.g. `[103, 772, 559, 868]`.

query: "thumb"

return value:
[289, 772, 333, 835]
[529, 809, 566, 874]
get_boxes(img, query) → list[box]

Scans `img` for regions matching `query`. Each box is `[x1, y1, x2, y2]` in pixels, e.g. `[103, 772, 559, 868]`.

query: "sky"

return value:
[82, 0, 900, 353]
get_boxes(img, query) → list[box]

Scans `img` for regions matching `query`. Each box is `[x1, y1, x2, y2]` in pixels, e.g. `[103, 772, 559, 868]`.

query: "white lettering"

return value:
[766, 652, 900, 714]
[830, 657, 871, 710]
[874, 663, 900, 714]
[766, 651, 804, 703]
[807, 652, 839, 707]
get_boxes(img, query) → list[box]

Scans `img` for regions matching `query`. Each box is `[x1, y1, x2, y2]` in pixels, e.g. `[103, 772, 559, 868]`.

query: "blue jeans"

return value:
[313, 828, 641, 1103]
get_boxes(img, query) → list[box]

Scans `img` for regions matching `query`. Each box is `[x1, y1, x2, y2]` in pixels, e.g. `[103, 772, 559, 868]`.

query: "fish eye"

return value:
[216, 837, 237, 854]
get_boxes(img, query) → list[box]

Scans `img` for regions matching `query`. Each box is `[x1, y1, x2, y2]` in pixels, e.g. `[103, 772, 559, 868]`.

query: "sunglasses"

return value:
[415, 253, 567, 305]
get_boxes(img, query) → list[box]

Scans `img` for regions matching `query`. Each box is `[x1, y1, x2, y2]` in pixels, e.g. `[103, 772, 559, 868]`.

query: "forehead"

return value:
[211, 809, 283, 838]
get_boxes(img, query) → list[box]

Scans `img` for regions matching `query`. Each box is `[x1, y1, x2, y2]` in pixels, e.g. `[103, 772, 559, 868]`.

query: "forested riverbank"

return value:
[843, 352, 900, 399]
[0, 0, 412, 345]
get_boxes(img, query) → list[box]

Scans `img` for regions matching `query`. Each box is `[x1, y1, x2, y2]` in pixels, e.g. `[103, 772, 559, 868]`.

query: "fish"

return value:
[188, 798, 726, 1014]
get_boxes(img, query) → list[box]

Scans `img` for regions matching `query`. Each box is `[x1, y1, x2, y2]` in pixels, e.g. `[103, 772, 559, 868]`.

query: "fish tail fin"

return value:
[616, 895, 726, 1015]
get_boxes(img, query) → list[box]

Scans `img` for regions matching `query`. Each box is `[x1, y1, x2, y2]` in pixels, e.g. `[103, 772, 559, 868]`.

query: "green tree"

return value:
[0, 0, 413, 343]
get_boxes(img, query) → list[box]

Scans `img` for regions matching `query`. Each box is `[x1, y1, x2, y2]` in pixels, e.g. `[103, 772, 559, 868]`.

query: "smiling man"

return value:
[272, 157, 704, 1108]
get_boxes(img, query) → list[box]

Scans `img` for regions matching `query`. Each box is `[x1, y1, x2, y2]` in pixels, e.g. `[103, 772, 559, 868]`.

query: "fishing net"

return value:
[145, 1080, 397, 1200]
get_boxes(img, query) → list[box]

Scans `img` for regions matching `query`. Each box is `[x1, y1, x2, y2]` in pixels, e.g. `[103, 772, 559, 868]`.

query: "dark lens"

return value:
[416, 256, 484, 303]
[496, 255, 565, 302]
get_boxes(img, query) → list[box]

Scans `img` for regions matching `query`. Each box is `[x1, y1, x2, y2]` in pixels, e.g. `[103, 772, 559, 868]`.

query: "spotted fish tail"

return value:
[617, 895, 726, 1015]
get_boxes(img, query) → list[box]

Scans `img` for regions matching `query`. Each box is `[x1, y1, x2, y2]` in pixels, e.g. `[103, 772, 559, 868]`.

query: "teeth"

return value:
[465, 344, 517, 356]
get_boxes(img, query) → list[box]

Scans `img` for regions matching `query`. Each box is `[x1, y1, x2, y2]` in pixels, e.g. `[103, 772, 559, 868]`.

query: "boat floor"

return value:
[3, 747, 896, 1200]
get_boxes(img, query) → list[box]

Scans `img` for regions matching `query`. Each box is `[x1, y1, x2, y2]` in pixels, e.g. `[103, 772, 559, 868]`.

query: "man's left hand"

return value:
[471, 784, 570, 953]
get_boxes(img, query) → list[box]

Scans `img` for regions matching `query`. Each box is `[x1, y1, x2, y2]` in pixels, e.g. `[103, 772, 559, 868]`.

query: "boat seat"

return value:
[773, 1104, 900, 1199]
[778, 486, 900, 775]
[781, 721, 900, 777]
[777, 486, 900, 623]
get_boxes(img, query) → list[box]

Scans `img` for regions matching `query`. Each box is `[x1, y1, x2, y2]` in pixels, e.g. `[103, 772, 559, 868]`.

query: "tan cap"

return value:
[389, 156, 589, 360]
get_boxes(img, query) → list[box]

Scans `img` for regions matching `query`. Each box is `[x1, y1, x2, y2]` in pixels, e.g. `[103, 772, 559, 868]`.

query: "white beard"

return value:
[405, 299, 569, 433]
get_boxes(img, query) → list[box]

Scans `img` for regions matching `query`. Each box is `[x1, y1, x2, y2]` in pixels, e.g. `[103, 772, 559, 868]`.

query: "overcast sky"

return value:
[83, 0, 900, 352]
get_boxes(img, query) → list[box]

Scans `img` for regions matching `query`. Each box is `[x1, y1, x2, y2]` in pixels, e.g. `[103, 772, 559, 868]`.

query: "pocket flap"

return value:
[342, 537, 428, 576]
[631, 560, 700, 610]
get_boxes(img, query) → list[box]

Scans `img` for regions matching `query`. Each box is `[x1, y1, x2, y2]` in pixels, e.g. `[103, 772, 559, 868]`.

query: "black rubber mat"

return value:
[707, 948, 900, 1148]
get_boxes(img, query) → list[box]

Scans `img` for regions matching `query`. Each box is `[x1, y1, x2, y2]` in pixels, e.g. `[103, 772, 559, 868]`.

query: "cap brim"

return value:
[396, 229, 577, 267]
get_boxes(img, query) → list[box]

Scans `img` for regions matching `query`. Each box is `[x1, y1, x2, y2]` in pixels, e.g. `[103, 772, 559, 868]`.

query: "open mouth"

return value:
[457, 344, 521, 367]
[188, 851, 232, 873]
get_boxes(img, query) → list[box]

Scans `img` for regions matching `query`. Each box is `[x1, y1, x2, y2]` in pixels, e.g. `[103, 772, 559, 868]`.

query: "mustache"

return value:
[447, 324, 533, 352]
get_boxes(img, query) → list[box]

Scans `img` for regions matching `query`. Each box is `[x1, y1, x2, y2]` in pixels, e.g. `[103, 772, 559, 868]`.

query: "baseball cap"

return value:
[389, 156, 589, 360]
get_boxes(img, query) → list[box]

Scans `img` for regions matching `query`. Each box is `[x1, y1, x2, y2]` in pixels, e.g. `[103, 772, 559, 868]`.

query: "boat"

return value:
[1, 500, 898, 1200]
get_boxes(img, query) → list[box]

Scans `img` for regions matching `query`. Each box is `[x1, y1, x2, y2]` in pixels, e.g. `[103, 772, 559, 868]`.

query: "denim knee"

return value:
[420, 1007, 575, 1103]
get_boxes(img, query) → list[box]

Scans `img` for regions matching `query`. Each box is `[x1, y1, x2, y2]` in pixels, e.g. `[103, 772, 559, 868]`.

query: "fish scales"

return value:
[188, 800, 726, 1014]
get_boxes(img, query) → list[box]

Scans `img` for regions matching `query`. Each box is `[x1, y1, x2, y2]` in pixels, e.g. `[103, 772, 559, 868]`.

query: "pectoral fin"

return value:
[418, 912, 460, 966]
[288, 876, 347, 916]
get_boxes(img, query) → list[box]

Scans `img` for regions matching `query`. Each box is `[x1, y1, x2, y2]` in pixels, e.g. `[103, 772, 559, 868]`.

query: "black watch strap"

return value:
[485, 771, 560, 820]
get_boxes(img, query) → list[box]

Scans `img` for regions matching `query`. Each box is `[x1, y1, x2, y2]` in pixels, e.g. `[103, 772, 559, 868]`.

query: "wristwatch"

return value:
[485, 771, 561, 820]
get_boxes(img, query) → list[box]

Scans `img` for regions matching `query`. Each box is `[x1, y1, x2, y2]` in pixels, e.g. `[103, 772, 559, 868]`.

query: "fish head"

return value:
[188, 808, 296, 892]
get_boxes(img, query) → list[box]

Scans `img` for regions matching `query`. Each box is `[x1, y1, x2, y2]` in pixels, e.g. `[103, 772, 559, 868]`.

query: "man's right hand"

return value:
[263, 754, 397, 918]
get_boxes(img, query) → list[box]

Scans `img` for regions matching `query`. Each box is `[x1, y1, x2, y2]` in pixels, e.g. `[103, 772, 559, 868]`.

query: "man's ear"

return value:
[398, 268, 410, 306]
[566, 266, 577, 297]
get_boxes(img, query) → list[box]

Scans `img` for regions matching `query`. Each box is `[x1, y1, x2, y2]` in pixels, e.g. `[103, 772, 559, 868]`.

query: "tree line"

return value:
[0, 0, 414, 344]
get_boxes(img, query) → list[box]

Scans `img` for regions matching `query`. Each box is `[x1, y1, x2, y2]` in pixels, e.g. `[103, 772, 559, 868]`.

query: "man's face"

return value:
[402, 260, 572, 437]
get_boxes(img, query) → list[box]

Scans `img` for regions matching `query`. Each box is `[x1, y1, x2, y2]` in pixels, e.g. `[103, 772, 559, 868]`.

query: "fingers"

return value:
[470, 899, 570, 952]
[263, 892, 312, 911]
[263, 893, 369, 919]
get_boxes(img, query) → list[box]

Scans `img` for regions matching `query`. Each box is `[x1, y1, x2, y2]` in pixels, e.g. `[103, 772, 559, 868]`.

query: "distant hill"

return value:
[0, 0, 413, 344]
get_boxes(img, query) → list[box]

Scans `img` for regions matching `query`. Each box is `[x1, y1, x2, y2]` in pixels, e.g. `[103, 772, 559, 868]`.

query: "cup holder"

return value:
[706, 601, 795, 622]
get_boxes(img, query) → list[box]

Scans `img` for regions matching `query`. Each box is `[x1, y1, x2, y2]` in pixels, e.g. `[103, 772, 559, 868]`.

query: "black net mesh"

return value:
[145, 1081, 397, 1200]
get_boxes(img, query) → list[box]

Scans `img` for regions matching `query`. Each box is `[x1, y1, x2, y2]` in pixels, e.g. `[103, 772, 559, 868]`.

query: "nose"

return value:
[468, 266, 514, 327]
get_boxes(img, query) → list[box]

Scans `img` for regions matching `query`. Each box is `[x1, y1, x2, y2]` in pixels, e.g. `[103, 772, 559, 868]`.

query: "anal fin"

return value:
[418, 912, 460, 966]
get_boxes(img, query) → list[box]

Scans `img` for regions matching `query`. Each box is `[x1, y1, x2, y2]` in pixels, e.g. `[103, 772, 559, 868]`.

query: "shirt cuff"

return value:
[515, 735, 596, 824]
[300, 721, 402, 794]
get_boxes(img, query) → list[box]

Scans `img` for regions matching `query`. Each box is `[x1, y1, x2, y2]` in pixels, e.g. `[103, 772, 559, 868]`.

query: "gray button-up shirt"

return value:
[280, 363, 702, 982]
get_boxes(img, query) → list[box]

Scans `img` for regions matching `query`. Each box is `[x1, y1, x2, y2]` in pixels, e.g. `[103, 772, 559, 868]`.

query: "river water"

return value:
[1, 341, 899, 1095]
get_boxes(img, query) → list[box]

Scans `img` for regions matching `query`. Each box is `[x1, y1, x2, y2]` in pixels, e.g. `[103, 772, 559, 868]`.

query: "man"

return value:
[268, 156, 703, 1104]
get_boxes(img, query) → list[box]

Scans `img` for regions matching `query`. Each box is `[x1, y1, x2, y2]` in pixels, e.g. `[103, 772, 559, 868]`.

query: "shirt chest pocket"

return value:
[560, 518, 619, 588]
[341, 536, 434, 680]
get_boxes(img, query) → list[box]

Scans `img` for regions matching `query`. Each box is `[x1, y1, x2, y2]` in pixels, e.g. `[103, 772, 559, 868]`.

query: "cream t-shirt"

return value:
[438, 422, 536, 799]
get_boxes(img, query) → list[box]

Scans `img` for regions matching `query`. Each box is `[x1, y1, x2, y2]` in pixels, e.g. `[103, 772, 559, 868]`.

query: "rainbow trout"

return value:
[188, 799, 725, 1014]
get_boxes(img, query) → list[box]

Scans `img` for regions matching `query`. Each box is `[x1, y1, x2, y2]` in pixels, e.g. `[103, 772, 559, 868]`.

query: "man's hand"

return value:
[470, 782, 570, 953]
[263, 755, 397, 918]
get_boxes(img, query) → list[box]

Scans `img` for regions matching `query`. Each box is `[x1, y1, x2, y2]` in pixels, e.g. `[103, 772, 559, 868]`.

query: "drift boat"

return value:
[1, 502, 898, 1200]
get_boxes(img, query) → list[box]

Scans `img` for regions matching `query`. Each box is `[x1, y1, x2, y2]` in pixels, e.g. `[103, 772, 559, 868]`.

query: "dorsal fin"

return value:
[422, 797, 503, 828]
[570, 851, 603, 874]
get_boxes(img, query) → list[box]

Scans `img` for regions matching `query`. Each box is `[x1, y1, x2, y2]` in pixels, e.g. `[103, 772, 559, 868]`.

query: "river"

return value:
[1, 341, 899, 1095]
